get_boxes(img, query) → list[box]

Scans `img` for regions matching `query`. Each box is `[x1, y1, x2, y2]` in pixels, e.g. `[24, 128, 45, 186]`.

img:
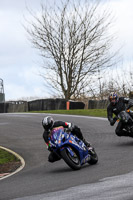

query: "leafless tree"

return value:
[26, 0, 116, 100]
[87, 63, 133, 100]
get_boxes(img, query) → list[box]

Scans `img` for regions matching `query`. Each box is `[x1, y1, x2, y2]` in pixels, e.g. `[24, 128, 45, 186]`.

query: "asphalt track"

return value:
[0, 113, 133, 200]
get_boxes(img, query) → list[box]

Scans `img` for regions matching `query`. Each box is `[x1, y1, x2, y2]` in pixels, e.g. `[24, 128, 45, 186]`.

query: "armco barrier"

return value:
[69, 101, 85, 109]
[7, 101, 28, 112]
[42, 99, 57, 110]
[28, 99, 85, 111]
[28, 99, 67, 111]
[55, 99, 66, 110]
[88, 100, 108, 109]
[0, 103, 6, 113]
[28, 99, 43, 111]
[0, 101, 28, 113]
[0, 99, 109, 113]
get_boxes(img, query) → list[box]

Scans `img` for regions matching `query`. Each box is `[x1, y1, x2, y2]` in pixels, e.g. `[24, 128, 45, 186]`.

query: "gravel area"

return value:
[0, 161, 21, 173]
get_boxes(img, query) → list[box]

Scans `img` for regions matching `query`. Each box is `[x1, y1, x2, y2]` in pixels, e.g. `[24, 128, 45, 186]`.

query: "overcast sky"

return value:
[0, 0, 133, 101]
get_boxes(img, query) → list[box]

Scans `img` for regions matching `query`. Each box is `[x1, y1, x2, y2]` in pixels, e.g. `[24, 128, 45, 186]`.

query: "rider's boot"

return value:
[83, 138, 96, 156]
[82, 138, 91, 147]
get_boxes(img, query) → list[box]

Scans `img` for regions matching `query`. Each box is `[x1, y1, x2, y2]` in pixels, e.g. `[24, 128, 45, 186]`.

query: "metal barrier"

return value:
[0, 99, 109, 113]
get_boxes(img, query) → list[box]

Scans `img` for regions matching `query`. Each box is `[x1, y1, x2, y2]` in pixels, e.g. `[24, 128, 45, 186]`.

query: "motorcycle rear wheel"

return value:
[61, 147, 81, 170]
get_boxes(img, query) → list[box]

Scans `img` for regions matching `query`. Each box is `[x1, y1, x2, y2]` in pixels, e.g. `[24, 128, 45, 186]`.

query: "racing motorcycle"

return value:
[48, 126, 98, 170]
[117, 110, 133, 134]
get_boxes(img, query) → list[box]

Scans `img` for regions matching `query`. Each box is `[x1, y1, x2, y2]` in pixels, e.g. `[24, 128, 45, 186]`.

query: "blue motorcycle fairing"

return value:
[49, 127, 90, 165]
[60, 146, 91, 165]
[63, 146, 75, 157]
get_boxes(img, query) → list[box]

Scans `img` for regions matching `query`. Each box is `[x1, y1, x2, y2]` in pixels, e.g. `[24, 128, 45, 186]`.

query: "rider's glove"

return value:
[67, 122, 75, 131]
[110, 117, 118, 126]
[46, 140, 52, 152]
[67, 122, 72, 128]
[47, 144, 52, 152]
[48, 146, 52, 151]
[110, 118, 115, 126]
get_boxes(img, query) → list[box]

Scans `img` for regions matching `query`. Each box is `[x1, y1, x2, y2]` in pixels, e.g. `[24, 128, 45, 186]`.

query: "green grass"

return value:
[0, 149, 19, 164]
[29, 109, 107, 118]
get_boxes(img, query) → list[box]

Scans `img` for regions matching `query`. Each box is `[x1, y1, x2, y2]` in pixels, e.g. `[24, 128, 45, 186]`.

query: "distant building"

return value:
[0, 78, 5, 103]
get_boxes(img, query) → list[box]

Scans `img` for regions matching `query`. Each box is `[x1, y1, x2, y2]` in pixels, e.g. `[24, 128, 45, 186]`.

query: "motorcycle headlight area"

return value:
[61, 133, 66, 142]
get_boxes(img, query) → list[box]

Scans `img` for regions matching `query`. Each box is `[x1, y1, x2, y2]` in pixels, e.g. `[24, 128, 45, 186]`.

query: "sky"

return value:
[0, 0, 133, 101]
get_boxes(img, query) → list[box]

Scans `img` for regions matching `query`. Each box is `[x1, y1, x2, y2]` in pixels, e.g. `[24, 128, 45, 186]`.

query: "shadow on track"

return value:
[114, 140, 133, 147]
[46, 162, 96, 174]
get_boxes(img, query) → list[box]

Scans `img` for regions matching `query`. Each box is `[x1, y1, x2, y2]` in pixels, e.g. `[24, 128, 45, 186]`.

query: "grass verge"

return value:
[0, 148, 21, 174]
[29, 109, 107, 118]
[0, 149, 19, 164]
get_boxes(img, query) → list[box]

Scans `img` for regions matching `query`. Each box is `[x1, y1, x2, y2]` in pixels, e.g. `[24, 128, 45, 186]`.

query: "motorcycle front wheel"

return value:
[88, 148, 98, 165]
[60, 147, 81, 170]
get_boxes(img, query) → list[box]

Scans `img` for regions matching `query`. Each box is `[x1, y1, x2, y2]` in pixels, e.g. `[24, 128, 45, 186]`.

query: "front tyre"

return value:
[60, 147, 81, 170]
[88, 148, 98, 165]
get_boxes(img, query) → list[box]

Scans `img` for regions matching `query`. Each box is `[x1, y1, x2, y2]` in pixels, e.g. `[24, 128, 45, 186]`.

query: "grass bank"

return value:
[0, 149, 19, 165]
[30, 109, 107, 118]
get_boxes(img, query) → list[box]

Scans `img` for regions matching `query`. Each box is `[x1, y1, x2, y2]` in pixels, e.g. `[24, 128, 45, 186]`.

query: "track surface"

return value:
[0, 113, 133, 200]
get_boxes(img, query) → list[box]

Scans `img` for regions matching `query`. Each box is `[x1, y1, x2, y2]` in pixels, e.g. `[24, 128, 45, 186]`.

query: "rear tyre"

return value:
[60, 147, 81, 170]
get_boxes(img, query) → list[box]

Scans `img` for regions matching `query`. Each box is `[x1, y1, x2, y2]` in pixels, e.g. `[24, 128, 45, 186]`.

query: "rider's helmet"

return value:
[42, 116, 54, 130]
[109, 92, 119, 105]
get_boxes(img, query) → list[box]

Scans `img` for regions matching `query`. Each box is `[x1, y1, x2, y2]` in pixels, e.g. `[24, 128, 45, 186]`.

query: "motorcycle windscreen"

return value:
[50, 126, 64, 142]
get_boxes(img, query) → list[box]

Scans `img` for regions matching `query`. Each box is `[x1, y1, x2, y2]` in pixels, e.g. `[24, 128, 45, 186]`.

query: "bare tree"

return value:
[88, 64, 133, 100]
[26, 0, 116, 100]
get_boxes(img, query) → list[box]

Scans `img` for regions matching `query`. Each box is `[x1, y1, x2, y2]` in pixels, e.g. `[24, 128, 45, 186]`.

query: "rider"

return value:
[107, 91, 133, 137]
[42, 116, 91, 162]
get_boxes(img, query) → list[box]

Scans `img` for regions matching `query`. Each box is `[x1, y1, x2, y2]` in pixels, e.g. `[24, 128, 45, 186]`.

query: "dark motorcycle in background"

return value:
[117, 110, 133, 135]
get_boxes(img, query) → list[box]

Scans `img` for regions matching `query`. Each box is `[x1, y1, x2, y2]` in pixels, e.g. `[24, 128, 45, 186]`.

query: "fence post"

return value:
[66, 101, 70, 110]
